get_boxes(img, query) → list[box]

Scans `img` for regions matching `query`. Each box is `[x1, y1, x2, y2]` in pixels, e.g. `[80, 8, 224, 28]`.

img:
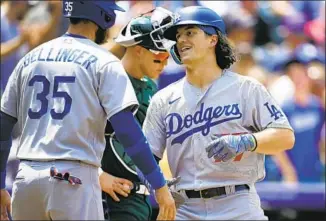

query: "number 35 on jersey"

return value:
[28, 75, 76, 120]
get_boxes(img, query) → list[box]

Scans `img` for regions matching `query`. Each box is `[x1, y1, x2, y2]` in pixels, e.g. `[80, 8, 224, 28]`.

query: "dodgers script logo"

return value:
[165, 103, 242, 145]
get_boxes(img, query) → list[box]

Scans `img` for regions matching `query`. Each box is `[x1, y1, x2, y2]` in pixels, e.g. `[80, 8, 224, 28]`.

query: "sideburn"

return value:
[95, 27, 107, 44]
[215, 31, 238, 70]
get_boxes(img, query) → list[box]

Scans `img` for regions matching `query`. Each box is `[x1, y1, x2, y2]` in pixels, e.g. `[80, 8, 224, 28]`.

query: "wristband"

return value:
[144, 166, 166, 190]
[1, 171, 6, 189]
[248, 134, 258, 152]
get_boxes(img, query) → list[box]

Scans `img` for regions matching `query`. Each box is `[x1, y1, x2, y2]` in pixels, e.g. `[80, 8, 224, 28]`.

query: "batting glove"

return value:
[167, 176, 186, 209]
[205, 134, 257, 162]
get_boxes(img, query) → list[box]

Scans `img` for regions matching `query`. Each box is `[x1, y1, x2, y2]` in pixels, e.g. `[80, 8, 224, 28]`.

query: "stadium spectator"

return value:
[272, 45, 325, 183]
[1, 1, 30, 93]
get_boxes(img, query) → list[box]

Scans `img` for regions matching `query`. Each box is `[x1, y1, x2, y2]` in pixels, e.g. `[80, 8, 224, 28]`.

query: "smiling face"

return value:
[175, 25, 217, 65]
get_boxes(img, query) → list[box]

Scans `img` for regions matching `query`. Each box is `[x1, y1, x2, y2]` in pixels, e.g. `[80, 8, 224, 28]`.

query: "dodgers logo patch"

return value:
[264, 102, 283, 120]
[165, 103, 242, 145]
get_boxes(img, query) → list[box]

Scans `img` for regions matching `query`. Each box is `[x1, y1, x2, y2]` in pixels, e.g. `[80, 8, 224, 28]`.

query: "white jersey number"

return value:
[65, 2, 74, 12]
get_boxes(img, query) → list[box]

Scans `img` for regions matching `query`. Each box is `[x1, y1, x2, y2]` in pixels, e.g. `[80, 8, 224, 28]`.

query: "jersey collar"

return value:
[63, 32, 88, 39]
[128, 75, 147, 89]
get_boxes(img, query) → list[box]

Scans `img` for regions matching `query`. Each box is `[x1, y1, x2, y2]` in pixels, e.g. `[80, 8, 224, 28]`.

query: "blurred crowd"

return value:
[1, 0, 325, 208]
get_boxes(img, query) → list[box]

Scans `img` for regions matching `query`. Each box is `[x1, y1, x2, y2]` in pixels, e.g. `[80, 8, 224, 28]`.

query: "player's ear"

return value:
[134, 45, 144, 57]
[210, 35, 218, 48]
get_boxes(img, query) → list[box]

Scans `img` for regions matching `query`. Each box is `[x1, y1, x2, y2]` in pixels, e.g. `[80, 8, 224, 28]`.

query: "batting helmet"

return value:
[163, 6, 226, 65]
[163, 6, 226, 41]
[62, 1, 125, 30]
[115, 7, 175, 52]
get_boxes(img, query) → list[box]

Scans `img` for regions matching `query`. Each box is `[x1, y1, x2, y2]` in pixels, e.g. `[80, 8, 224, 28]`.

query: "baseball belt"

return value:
[185, 184, 249, 199]
[136, 184, 150, 195]
[132, 182, 150, 196]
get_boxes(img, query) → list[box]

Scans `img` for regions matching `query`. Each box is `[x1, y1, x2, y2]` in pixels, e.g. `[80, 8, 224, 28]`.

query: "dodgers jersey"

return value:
[143, 70, 293, 191]
[0, 33, 138, 167]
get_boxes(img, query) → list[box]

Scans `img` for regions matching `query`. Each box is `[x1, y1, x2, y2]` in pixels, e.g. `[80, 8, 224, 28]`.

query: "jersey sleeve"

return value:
[98, 61, 139, 119]
[1, 64, 20, 118]
[142, 94, 166, 159]
[243, 80, 293, 132]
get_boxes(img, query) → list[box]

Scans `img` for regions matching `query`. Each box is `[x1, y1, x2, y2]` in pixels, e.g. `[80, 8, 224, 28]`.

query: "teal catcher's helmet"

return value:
[115, 7, 175, 52]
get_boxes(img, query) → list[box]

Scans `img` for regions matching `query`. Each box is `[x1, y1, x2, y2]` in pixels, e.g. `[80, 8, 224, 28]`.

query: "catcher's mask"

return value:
[114, 7, 175, 53]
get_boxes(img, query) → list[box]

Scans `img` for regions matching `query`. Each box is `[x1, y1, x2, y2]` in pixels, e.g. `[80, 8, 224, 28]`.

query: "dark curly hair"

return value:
[214, 30, 238, 69]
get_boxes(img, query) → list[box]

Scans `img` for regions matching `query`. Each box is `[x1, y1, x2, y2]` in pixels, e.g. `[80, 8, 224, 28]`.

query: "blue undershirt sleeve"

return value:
[109, 109, 166, 190]
[0, 111, 17, 189]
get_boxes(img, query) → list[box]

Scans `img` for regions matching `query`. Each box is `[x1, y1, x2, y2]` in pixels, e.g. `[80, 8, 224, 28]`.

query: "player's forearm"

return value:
[1, 36, 26, 58]
[253, 128, 295, 155]
[28, 3, 61, 50]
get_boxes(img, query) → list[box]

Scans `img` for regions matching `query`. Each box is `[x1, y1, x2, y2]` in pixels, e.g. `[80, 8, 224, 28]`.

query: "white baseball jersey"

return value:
[143, 70, 293, 191]
[0, 33, 138, 167]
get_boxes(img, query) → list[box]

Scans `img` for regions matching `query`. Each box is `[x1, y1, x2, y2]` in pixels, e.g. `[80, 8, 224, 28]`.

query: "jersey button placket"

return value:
[193, 129, 202, 188]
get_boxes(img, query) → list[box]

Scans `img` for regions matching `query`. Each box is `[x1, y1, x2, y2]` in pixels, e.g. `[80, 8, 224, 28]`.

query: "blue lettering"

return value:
[230, 104, 241, 115]
[58, 48, 72, 62]
[165, 103, 243, 145]
[224, 105, 232, 116]
[74, 50, 89, 65]
[193, 103, 204, 124]
[264, 102, 283, 120]
[67, 49, 81, 62]
[203, 107, 213, 122]
[23, 53, 30, 67]
[46, 48, 55, 62]
[55, 48, 63, 61]
[20, 47, 99, 70]
[37, 48, 46, 61]
[213, 106, 223, 118]
[165, 113, 184, 138]
[31, 49, 39, 64]
[184, 114, 193, 128]
[82, 55, 98, 70]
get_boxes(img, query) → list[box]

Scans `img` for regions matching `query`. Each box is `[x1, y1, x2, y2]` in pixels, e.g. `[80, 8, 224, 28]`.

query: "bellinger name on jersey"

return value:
[165, 103, 242, 145]
[22, 46, 98, 70]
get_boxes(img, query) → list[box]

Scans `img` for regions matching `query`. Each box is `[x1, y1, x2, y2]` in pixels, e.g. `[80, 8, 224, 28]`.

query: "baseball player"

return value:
[99, 7, 174, 220]
[143, 6, 295, 220]
[0, 1, 176, 220]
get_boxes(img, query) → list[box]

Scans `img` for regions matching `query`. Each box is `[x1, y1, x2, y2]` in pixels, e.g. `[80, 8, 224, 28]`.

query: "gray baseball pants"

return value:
[11, 160, 104, 220]
[176, 183, 268, 220]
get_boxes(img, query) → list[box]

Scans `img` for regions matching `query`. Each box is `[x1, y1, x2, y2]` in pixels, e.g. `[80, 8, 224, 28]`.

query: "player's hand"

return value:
[0, 189, 11, 220]
[167, 176, 185, 209]
[155, 184, 176, 221]
[206, 134, 257, 162]
[99, 171, 133, 202]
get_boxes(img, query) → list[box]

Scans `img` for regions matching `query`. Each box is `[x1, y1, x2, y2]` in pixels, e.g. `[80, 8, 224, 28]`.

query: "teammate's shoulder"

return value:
[225, 70, 259, 82]
[163, 76, 185, 90]
[225, 70, 264, 87]
[151, 77, 185, 103]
